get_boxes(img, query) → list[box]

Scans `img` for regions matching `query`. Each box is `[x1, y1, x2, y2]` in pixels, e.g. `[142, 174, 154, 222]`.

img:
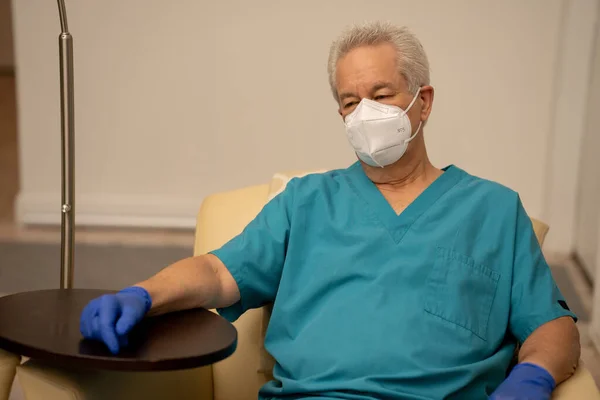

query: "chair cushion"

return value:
[552, 360, 600, 399]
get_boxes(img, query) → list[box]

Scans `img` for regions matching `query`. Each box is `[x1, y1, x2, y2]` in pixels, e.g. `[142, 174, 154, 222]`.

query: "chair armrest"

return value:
[552, 362, 600, 399]
[17, 359, 214, 400]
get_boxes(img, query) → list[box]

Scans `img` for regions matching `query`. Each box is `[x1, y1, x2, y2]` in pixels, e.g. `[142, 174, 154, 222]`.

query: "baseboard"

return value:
[15, 191, 201, 229]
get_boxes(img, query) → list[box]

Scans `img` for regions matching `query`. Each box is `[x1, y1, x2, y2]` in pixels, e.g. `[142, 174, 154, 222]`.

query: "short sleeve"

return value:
[209, 180, 295, 322]
[508, 196, 577, 343]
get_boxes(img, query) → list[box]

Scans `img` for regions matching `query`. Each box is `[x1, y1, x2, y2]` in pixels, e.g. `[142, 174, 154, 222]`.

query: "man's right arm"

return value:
[79, 254, 239, 354]
[81, 178, 297, 353]
[135, 253, 240, 317]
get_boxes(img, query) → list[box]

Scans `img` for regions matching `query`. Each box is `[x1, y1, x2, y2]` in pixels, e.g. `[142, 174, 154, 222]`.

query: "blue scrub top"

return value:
[211, 162, 576, 400]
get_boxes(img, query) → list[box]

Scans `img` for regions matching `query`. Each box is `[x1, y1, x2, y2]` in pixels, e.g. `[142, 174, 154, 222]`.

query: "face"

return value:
[335, 43, 433, 131]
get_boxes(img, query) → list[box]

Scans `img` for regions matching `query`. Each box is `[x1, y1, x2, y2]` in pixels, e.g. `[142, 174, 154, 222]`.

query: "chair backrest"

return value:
[195, 183, 272, 400]
[530, 218, 549, 246]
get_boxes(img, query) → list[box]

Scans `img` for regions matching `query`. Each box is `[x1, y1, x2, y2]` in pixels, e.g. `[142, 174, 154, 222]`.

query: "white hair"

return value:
[327, 21, 430, 102]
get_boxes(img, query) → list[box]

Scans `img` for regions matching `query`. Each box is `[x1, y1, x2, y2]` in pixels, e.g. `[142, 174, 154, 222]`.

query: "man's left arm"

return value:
[490, 317, 580, 399]
[518, 315, 580, 384]
[491, 196, 580, 399]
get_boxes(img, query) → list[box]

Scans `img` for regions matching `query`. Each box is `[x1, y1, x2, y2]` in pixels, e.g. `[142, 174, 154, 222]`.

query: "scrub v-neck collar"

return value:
[344, 161, 465, 244]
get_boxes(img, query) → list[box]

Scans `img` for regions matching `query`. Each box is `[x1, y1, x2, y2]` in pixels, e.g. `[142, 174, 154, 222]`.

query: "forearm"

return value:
[518, 316, 580, 385]
[135, 254, 239, 316]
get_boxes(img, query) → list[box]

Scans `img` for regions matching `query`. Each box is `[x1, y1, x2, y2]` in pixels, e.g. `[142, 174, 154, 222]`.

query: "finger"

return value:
[91, 315, 101, 340]
[98, 296, 121, 354]
[80, 299, 100, 338]
[115, 305, 140, 336]
[80, 317, 87, 337]
[80, 311, 93, 338]
[84, 307, 100, 340]
[83, 298, 100, 320]
[80, 308, 90, 338]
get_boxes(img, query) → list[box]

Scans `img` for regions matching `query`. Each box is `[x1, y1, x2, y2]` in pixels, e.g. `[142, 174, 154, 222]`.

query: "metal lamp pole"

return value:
[57, 0, 75, 289]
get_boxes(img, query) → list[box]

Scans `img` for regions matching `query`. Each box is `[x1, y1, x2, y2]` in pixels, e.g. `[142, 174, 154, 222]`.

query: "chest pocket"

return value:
[424, 247, 500, 340]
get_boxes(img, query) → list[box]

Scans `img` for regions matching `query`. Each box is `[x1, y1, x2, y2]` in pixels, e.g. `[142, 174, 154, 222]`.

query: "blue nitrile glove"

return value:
[79, 286, 152, 354]
[489, 362, 555, 400]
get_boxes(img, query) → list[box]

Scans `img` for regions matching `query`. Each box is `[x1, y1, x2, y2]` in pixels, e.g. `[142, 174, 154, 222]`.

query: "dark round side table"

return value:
[0, 289, 237, 371]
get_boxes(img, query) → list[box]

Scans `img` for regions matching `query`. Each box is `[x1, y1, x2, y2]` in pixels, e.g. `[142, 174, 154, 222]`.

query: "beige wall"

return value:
[0, 0, 13, 68]
[574, 9, 600, 282]
[11, 1, 583, 242]
[543, 0, 599, 253]
[585, 4, 600, 354]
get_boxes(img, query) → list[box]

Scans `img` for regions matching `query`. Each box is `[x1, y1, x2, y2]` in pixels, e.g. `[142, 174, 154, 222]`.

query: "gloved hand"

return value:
[79, 286, 152, 354]
[489, 362, 555, 400]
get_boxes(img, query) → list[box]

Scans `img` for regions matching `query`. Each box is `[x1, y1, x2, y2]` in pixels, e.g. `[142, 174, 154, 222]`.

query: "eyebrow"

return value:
[338, 81, 396, 102]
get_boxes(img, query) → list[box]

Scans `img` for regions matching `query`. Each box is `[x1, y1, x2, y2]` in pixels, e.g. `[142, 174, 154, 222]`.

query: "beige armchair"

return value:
[1, 171, 598, 399]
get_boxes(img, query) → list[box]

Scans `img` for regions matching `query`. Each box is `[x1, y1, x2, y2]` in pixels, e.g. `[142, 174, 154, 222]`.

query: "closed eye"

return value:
[374, 95, 392, 101]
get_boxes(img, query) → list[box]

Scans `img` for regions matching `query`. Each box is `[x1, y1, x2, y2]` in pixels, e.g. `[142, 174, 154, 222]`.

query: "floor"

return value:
[1, 75, 599, 399]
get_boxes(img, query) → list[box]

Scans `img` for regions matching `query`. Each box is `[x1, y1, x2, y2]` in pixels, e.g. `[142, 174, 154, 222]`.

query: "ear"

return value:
[419, 85, 434, 121]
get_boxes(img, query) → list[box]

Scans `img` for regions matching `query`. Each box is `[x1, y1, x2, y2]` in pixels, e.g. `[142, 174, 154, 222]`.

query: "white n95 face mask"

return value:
[344, 88, 422, 167]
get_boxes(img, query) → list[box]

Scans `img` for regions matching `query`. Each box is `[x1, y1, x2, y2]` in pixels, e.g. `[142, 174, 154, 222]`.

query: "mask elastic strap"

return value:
[404, 87, 423, 143]
[404, 87, 422, 114]
[405, 121, 423, 143]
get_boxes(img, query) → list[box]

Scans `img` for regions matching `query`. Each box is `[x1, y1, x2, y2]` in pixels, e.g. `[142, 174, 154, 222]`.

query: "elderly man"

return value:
[80, 22, 580, 400]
